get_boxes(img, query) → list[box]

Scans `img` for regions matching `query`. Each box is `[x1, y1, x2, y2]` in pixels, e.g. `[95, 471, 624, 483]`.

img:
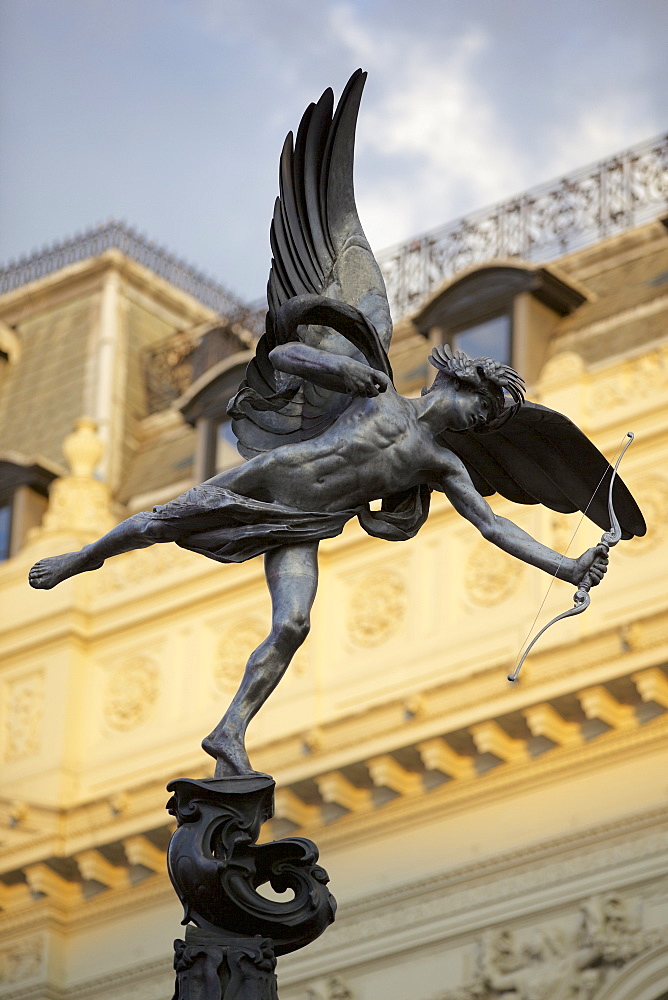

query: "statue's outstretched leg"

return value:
[202, 542, 319, 776]
[28, 513, 181, 590]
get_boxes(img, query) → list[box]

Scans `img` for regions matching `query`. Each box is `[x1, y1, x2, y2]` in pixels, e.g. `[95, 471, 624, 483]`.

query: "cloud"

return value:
[325, 4, 533, 250]
[544, 97, 659, 180]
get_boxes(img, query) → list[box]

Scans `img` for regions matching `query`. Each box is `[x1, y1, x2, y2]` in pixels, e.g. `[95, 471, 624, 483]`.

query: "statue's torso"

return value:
[223, 388, 443, 513]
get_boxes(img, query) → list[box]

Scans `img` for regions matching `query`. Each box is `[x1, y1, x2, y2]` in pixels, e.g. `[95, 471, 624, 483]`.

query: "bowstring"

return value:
[510, 433, 629, 676]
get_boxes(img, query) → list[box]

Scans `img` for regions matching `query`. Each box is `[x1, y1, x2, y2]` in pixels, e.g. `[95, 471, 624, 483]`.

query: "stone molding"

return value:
[2, 809, 666, 999]
[278, 807, 668, 986]
[2, 682, 666, 936]
[0, 955, 173, 1000]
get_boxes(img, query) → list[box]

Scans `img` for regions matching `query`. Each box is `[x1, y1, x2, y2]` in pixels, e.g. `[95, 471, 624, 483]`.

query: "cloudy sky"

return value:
[1, 0, 666, 302]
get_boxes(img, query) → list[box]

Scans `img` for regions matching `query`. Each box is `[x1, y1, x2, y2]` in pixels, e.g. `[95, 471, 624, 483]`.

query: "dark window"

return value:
[413, 264, 587, 383]
[0, 504, 11, 561]
[453, 312, 511, 365]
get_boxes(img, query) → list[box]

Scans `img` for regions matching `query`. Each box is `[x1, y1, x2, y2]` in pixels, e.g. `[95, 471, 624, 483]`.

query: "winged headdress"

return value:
[229, 71, 645, 544]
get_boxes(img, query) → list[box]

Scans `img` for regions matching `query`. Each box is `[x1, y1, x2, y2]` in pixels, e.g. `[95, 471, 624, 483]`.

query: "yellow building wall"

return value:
[1, 229, 668, 1000]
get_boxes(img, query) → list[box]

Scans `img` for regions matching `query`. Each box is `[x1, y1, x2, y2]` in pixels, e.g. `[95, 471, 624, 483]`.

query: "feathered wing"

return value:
[231, 69, 394, 459]
[436, 401, 646, 540]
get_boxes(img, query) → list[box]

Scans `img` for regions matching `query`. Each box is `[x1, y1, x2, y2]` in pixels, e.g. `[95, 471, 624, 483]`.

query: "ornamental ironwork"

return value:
[0, 221, 264, 334]
[377, 132, 668, 319]
[143, 322, 251, 413]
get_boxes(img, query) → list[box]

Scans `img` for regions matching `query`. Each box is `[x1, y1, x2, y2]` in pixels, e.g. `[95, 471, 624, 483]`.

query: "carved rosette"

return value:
[4, 671, 45, 762]
[166, 776, 336, 956]
[464, 541, 522, 606]
[104, 656, 159, 731]
[347, 570, 407, 647]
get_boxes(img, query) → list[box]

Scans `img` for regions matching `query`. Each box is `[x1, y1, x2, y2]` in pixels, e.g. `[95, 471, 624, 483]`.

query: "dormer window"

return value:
[413, 263, 587, 384]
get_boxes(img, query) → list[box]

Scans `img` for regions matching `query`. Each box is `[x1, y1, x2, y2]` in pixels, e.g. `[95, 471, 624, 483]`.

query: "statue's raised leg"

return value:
[28, 512, 181, 590]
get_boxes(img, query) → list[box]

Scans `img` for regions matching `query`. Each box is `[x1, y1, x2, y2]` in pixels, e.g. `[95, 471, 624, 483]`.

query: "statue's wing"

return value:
[436, 401, 646, 540]
[232, 69, 394, 458]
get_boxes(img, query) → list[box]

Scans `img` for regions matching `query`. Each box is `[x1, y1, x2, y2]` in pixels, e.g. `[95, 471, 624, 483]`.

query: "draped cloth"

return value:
[143, 483, 432, 565]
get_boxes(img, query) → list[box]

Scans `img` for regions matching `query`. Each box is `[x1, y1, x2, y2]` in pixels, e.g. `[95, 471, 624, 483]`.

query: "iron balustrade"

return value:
[377, 133, 668, 318]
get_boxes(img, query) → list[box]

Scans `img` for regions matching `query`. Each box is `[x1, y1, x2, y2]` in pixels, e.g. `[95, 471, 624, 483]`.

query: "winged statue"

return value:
[29, 70, 645, 776]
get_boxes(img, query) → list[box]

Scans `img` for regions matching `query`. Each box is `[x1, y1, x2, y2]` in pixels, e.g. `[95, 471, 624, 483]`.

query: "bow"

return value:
[507, 431, 635, 683]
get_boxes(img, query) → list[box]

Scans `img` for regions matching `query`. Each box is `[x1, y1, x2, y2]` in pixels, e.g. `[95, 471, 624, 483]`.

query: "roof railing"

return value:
[377, 132, 668, 317]
[0, 220, 264, 331]
[1, 134, 667, 323]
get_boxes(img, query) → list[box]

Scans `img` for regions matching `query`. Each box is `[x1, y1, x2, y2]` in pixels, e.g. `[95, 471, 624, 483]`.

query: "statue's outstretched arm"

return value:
[436, 456, 608, 588]
[269, 342, 390, 397]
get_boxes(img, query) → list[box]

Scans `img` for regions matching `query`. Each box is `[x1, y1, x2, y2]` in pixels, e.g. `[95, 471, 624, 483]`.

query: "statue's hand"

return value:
[342, 365, 389, 397]
[571, 544, 609, 587]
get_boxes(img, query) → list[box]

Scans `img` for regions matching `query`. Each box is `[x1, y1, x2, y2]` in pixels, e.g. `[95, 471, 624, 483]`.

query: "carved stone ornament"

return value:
[307, 976, 354, 1000]
[105, 656, 159, 731]
[347, 570, 407, 647]
[215, 621, 266, 692]
[464, 540, 522, 606]
[437, 892, 664, 1000]
[0, 935, 44, 985]
[167, 775, 336, 999]
[622, 476, 668, 555]
[538, 351, 585, 389]
[214, 619, 307, 692]
[35, 418, 115, 539]
[4, 671, 44, 762]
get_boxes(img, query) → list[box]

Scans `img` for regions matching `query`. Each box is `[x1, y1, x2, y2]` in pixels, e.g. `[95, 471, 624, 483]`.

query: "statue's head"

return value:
[422, 344, 525, 433]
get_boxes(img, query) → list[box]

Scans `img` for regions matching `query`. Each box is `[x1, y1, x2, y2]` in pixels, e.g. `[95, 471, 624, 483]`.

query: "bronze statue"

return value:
[29, 71, 645, 777]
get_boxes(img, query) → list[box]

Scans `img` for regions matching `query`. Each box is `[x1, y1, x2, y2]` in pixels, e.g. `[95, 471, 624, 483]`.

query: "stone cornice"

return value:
[1, 669, 666, 931]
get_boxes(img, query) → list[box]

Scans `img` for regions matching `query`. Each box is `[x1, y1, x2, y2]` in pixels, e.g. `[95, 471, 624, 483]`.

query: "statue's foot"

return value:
[28, 551, 102, 590]
[202, 730, 257, 777]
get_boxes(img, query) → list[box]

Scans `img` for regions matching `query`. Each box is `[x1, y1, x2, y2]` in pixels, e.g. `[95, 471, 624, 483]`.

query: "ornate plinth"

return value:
[167, 774, 336, 1000]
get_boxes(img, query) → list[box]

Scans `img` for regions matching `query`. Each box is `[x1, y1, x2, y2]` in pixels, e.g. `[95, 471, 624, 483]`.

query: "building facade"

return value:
[1, 144, 668, 1000]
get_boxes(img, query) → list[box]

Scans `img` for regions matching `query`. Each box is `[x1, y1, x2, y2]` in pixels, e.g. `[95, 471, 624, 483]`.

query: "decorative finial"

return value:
[62, 418, 104, 478]
[30, 419, 114, 540]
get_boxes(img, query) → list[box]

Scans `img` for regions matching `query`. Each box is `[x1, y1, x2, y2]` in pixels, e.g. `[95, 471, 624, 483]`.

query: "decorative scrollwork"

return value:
[166, 776, 336, 956]
[172, 931, 278, 1000]
[377, 134, 668, 317]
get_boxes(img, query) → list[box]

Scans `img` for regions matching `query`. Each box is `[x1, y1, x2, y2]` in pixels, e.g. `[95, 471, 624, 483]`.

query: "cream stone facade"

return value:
[1, 204, 668, 1000]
